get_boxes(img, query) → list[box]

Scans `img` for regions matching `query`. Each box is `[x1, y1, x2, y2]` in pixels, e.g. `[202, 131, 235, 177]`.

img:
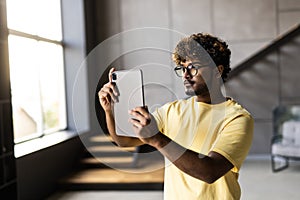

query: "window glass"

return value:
[6, 0, 62, 41]
[6, 0, 66, 143]
[37, 41, 66, 133]
[8, 36, 41, 141]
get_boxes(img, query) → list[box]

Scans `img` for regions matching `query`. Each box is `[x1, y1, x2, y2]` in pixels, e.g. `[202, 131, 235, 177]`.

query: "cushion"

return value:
[272, 121, 300, 157]
[282, 121, 300, 145]
[272, 143, 300, 157]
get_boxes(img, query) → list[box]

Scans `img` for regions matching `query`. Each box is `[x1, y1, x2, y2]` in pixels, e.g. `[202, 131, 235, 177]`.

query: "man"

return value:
[98, 33, 253, 200]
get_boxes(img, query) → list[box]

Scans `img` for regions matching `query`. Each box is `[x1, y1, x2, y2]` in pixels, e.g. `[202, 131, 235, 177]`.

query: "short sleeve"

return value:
[151, 102, 173, 134]
[151, 107, 165, 134]
[212, 114, 254, 172]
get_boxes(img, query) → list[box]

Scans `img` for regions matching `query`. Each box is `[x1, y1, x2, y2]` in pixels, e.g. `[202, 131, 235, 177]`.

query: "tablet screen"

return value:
[112, 69, 145, 137]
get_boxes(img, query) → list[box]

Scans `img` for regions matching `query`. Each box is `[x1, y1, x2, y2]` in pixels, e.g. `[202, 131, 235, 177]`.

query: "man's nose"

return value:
[183, 69, 191, 79]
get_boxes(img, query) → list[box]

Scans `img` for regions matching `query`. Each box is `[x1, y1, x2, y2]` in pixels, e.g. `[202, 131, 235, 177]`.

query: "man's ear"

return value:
[215, 65, 224, 78]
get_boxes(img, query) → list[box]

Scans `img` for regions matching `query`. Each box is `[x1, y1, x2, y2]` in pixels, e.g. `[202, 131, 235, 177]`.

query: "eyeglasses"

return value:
[174, 63, 211, 77]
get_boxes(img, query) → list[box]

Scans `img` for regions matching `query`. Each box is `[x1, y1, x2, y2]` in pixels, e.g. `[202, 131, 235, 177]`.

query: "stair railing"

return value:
[228, 23, 300, 79]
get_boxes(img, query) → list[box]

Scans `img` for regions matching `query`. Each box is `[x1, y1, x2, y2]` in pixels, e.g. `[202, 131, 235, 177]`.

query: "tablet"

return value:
[112, 69, 145, 137]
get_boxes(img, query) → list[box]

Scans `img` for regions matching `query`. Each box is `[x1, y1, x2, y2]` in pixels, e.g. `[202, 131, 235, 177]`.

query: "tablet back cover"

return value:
[112, 69, 144, 137]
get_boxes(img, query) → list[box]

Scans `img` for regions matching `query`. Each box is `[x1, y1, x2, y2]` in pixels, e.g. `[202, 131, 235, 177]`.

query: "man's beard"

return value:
[185, 82, 210, 96]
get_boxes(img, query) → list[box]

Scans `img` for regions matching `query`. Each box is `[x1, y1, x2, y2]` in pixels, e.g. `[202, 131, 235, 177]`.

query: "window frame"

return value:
[10, 0, 90, 157]
[7, 1, 67, 144]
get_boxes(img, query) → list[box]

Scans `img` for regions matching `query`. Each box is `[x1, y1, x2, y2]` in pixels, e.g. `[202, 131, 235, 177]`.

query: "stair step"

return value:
[59, 168, 164, 190]
[83, 156, 134, 164]
[60, 134, 165, 190]
[80, 156, 136, 169]
[85, 145, 137, 157]
[60, 144, 165, 190]
[89, 135, 113, 143]
[88, 145, 136, 153]
[84, 135, 114, 146]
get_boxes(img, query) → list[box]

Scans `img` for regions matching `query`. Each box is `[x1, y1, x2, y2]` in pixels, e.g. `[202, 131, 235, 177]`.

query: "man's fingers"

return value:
[98, 90, 111, 105]
[129, 118, 142, 128]
[128, 110, 143, 123]
[105, 82, 118, 96]
[108, 68, 115, 82]
[132, 106, 150, 117]
[98, 90, 110, 100]
[99, 83, 118, 101]
[129, 109, 150, 126]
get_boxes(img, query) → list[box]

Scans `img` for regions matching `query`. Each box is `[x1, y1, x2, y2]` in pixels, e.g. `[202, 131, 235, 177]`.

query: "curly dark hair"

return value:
[172, 33, 231, 81]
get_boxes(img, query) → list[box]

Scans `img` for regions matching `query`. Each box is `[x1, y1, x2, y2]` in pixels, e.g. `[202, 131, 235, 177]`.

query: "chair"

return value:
[271, 120, 300, 172]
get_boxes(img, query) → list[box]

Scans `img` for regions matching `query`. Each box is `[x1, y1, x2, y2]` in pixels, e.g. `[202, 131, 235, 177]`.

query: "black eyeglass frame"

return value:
[174, 62, 211, 77]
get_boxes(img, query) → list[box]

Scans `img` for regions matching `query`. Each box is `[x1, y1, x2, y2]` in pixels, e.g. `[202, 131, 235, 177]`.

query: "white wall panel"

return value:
[278, 0, 300, 10]
[213, 0, 277, 41]
[171, 0, 211, 35]
[120, 0, 170, 31]
[279, 11, 300, 34]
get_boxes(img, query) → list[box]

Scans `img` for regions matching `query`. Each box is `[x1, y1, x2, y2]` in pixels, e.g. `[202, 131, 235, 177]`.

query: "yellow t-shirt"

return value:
[152, 96, 254, 200]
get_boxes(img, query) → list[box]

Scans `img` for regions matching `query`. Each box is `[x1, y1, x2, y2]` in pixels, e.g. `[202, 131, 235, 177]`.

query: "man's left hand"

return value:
[128, 106, 159, 145]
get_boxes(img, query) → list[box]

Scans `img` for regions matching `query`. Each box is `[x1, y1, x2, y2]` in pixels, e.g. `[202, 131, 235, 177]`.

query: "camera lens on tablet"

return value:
[112, 73, 117, 81]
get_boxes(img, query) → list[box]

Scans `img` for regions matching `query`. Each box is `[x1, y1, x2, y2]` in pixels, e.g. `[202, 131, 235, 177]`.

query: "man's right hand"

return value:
[98, 68, 119, 112]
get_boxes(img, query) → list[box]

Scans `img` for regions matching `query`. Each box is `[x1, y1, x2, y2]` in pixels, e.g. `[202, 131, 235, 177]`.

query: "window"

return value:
[6, 0, 67, 143]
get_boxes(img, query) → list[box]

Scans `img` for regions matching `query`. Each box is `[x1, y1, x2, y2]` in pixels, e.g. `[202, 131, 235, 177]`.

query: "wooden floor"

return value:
[59, 134, 165, 190]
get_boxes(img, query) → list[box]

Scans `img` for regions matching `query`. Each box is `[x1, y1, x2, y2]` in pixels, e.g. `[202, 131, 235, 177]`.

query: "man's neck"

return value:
[195, 92, 226, 104]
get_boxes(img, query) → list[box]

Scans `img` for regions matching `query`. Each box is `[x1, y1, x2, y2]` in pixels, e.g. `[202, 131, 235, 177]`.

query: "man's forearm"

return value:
[105, 111, 117, 139]
[149, 133, 231, 184]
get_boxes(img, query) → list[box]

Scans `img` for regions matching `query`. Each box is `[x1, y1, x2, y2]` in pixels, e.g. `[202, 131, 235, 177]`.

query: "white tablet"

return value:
[112, 69, 145, 137]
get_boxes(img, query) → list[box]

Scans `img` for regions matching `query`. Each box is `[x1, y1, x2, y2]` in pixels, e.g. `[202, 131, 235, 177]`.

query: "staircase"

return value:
[229, 23, 300, 79]
[226, 23, 300, 154]
[58, 133, 164, 190]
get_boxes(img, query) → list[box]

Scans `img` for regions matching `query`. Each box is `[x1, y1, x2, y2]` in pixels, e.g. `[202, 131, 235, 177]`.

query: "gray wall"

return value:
[88, 0, 300, 66]
[86, 0, 300, 154]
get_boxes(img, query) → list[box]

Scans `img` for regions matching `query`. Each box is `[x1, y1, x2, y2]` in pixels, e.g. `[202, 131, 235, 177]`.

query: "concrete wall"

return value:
[226, 35, 300, 154]
[86, 0, 300, 154]
[91, 0, 300, 66]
